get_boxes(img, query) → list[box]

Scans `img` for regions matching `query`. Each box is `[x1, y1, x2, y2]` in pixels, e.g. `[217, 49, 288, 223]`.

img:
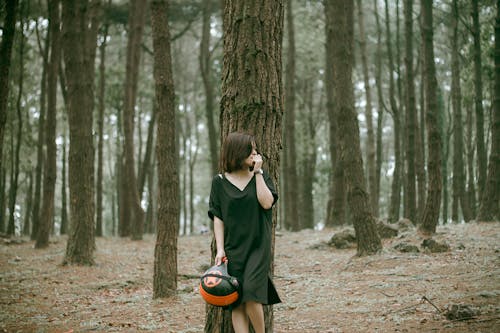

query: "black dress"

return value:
[208, 170, 281, 307]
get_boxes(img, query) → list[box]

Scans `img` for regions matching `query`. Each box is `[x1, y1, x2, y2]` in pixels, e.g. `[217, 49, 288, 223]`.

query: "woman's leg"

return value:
[245, 301, 265, 333]
[232, 303, 249, 333]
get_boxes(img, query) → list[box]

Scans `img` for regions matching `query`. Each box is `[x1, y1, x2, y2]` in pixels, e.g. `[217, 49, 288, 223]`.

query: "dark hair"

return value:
[220, 132, 256, 173]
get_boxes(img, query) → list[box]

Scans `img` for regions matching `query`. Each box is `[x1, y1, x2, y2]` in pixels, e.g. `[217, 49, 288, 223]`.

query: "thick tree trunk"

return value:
[477, 2, 500, 222]
[200, 0, 219, 177]
[205, 1, 284, 331]
[332, 0, 381, 256]
[0, 2, 18, 226]
[62, 0, 100, 265]
[356, 0, 377, 216]
[283, 0, 300, 231]
[325, 0, 346, 227]
[419, 0, 442, 235]
[472, 0, 487, 201]
[122, 0, 147, 241]
[151, 0, 179, 298]
[37, 0, 61, 248]
[450, 0, 472, 223]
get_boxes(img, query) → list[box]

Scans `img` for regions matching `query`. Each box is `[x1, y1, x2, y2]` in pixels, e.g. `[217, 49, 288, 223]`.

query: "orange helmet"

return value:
[199, 259, 239, 307]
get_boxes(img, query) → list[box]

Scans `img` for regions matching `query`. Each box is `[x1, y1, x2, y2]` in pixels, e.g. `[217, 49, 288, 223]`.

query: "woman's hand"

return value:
[215, 250, 226, 266]
[252, 153, 263, 172]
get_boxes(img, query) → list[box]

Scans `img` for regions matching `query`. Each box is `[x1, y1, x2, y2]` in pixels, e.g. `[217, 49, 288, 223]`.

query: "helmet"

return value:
[199, 259, 240, 307]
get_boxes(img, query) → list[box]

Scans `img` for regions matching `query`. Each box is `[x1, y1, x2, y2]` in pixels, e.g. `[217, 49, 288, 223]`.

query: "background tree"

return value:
[331, 0, 382, 256]
[121, 0, 147, 241]
[151, 0, 178, 298]
[419, 0, 442, 235]
[62, 0, 100, 265]
[205, 0, 284, 331]
[0, 0, 19, 233]
[36, 0, 61, 248]
[283, 0, 300, 231]
[477, 1, 500, 222]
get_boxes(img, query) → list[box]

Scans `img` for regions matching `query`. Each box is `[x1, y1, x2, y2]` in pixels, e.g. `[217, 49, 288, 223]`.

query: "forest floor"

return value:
[0, 221, 499, 333]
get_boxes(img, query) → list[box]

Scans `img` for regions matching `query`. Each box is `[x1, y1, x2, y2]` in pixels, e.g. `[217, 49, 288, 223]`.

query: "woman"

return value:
[208, 132, 281, 333]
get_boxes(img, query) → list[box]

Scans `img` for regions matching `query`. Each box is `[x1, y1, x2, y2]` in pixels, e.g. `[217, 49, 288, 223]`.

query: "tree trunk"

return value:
[0, 2, 18, 228]
[332, 0, 382, 256]
[451, 0, 472, 223]
[466, 103, 477, 216]
[283, 0, 300, 231]
[96, 21, 108, 237]
[37, 0, 61, 248]
[386, 0, 404, 223]
[200, 0, 219, 177]
[419, 0, 442, 235]
[325, 0, 346, 227]
[60, 132, 68, 235]
[471, 0, 487, 201]
[373, 0, 384, 218]
[122, 0, 147, 241]
[477, 2, 500, 222]
[206, 1, 284, 331]
[356, 0, 377, 216]
[151, 0, 179, 298]
[62, 0, 100, 265]
[7, 4, 25, 236]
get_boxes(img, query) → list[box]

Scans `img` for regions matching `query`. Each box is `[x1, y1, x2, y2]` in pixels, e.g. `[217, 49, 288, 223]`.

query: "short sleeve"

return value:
[263, 170, 278, 206]
[208, 175, 222, 221]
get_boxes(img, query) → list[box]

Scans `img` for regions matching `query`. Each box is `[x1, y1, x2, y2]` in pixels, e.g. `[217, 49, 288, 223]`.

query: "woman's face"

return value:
[242, 146, 258, 170]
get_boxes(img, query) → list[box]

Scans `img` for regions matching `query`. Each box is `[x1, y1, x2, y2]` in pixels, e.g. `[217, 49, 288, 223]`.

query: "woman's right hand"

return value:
[215, 250, 226, 266]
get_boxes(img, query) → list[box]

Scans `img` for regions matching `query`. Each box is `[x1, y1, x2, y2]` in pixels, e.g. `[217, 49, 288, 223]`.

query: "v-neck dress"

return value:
[208, 170, 281, 307]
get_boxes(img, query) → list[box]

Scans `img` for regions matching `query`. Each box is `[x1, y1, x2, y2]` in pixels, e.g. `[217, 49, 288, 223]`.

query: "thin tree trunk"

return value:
[332, 0, 382, 256]
[419, 0, 442, 235]
[37, 0, 61, 248]
[122, 0, 147, 241]
[7, 5, 25, 236]
[62, 0, 100, 265]
[200, 0, 219, 176]
[386, 0, 404, 223]
[466, 103, 477, 216]
[60, 131, 68, 235]
[471, 0, 487, 201]
[0, 2, 18, 229]
[451, 0, 472, 223]
[477, 2, 500, 222]
[151, 0, 179, 298]
[96, 21, 108, 237]
[356, 0, 377, 216]
[373, 0, 384, 217]
[283, 0, 300, 231]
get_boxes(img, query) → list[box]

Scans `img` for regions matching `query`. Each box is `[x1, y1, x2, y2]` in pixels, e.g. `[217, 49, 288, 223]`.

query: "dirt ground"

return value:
[0, 221, 499, 333]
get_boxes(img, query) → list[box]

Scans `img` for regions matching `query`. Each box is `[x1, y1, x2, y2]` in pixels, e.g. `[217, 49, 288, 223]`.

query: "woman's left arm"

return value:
[255, 172, 274, 209]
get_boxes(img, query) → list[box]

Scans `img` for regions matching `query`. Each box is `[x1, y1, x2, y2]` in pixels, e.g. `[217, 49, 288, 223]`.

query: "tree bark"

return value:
[206, 1, 284, 331]
[419, 0, 442, 235]
[283, 0, 300, 231]
[37, 0, 61, 248]
[122, 0, 147, 241]
[332, 0, 382, 256]
[450, 0, 472, 223]
[356, 0, 377, 216]
[62, 0, 100, 265]
[60, 131, 68, 235]
[325, 0, 346, 227]
[151, 0, 179, 298]
[471, 0, 487, 201]
[387, 0, 404, 223]
[0, 2, 18, 227]
[477, 1, 500, 222]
